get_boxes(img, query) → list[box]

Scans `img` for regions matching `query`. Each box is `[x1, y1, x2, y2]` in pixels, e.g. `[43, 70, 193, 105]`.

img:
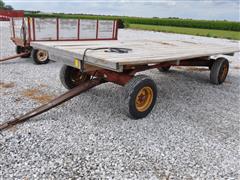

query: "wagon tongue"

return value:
[0, 79, 103, 131]
[0, 52, 30, 62]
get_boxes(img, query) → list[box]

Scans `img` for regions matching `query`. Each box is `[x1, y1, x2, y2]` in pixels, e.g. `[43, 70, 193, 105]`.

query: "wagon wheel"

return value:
[158, 66, 171, 72]
[33, 49, 49, 64]
[123, 75, 157, 119]
[60, 65, 91, 89]
[16, 46, 31, 58]
[210, 58, 229, 85]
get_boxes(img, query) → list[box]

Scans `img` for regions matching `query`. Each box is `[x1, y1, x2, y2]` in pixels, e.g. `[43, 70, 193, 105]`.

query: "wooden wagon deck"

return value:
[31, 40, 239, 72]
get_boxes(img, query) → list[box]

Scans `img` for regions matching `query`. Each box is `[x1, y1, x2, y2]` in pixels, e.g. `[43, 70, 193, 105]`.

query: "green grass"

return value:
[129, 24, 240, 40]
[125, 17, 240, 31]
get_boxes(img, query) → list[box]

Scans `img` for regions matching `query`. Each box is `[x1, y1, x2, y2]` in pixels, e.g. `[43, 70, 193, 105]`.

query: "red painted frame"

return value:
[92, 57, 212, 86]
[0, 10, 24, 18]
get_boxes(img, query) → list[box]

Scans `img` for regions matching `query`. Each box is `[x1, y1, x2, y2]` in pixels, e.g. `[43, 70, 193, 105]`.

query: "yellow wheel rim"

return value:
[37, 50, 48, 62]
[135, 86, 153, 112]
[221, 64, 228, 81]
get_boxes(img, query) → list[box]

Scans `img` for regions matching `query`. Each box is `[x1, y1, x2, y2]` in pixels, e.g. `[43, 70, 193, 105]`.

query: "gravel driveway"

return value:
[0, 21, 240, 179]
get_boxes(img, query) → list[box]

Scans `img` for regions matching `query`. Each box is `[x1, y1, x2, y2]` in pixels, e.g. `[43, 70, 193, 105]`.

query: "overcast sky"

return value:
[3, 0, 240, 21]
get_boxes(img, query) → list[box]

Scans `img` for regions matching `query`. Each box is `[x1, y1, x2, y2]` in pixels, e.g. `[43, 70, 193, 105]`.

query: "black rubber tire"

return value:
[123, 75, 157, 119]
[32, 49, 49, 64]
[60, 65, 91, 89]
[158, 66, 171, 72]
[210, 58, 229, 85]
[208, 59, 214, 70]
[16, 46, 31, 58]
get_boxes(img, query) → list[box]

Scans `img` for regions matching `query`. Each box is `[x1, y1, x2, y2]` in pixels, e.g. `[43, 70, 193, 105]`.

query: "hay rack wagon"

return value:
[0, 11, 239, 131]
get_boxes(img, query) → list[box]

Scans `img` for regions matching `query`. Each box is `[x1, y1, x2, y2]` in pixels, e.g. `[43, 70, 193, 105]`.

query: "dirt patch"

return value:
[0, 82, 15, 89]
[22, 88, 55, 104]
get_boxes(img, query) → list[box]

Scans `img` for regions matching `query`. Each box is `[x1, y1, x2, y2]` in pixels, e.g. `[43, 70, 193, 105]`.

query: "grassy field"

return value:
[129, 24, 240, 40]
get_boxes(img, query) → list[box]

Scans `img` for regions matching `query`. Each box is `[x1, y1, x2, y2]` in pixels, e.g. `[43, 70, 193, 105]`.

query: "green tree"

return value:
[0, 0, 5, 9]
[4, 5, 13, 10]
[0, 0, 13, 10]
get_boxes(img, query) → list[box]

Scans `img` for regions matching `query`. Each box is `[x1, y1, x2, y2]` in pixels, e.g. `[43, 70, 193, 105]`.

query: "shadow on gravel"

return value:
[157, 69, 210, 84]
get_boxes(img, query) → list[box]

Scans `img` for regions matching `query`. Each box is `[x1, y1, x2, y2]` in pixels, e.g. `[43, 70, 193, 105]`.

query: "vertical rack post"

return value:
[96, 19, 99, 39]
[32, 17, 36, 41]
[56, 17, 59, 40]
[27, 17, 31, 42]
[11, 17, 15, 38]
[77, 19, 80, 40]
[112, 20, 116, 39]
[115, 20, 118, 40]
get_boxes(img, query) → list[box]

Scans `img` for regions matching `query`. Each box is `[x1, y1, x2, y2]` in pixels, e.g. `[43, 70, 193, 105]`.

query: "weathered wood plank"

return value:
[31, 39, 239, 71]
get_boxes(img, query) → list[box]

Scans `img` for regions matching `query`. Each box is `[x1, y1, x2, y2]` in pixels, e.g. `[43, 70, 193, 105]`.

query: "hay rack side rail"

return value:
[0, 10, 118, 63]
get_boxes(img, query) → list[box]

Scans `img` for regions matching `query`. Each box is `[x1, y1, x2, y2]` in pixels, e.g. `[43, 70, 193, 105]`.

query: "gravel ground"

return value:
[0, 21, 240, 179]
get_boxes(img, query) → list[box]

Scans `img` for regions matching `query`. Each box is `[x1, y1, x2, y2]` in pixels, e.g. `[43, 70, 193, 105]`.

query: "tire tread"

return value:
[122, 75, 157, 119]
[210, 58, 229, 85]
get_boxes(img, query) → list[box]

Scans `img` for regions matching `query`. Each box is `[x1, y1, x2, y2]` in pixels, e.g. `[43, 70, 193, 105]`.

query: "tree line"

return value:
[0, 0, 13, 10]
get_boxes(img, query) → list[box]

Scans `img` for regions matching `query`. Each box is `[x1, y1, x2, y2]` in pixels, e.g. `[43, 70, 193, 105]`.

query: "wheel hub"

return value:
[135, 86, 153, 112]
[37, 50, 48, 61]
[70, 70, 90, 86]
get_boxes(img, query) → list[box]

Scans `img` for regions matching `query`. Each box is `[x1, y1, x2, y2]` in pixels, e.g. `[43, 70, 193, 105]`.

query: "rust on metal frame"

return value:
[95, 69, 133, 86]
